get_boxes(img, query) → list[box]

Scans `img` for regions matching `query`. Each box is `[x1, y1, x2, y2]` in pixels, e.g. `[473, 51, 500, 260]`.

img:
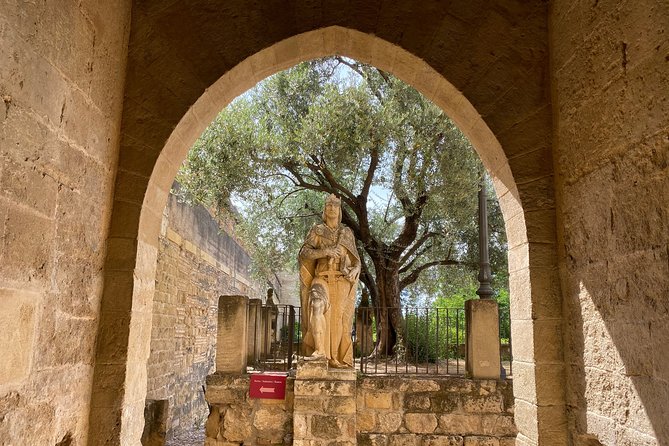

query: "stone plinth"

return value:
[293, 360, 357, 445]
[216, 295, 249, 373]
[247, 298, 263, 364]
[465, 299, 501, 380]
[205, 374, 294, 445]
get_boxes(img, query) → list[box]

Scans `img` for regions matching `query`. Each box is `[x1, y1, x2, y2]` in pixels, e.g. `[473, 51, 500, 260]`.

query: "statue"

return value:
[299, 194, 361, 368]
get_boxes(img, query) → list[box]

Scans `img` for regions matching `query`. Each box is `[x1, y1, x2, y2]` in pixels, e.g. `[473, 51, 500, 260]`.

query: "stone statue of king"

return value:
[299, 194, 361, 368]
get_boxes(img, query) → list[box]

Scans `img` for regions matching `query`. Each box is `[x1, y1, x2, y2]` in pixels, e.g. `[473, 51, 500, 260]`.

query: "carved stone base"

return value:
[293, 360, 357, 445]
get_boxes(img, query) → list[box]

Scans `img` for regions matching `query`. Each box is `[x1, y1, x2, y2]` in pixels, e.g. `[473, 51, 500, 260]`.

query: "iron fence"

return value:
[247, 304, 302, 372]
[249, 303, 512, 377]
[355, 306, 466, 375]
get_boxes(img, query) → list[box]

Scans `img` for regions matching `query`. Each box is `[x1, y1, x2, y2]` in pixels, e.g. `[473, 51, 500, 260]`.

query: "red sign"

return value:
[249, 374, 287, 400]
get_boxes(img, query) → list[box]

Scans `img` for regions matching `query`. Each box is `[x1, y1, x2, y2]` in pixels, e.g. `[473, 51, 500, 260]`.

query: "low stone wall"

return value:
[205, 374, 294, 445]
[204, 374, 515, 445]
[357, 376, 516, 445]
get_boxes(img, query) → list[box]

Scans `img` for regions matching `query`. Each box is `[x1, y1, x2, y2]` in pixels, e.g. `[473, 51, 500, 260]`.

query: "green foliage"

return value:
[403, 280, 510, 362]
[177, 56, 508, 308]
[405, 307, 466, 363]
[279, 322, 301, 342]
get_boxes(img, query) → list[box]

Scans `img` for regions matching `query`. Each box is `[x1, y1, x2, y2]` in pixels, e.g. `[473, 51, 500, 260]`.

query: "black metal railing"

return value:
[498, 305, 512, 377]
[247, 304, 302, 372]
[355, 306, 467, 375]
[249, 303, 512, 377]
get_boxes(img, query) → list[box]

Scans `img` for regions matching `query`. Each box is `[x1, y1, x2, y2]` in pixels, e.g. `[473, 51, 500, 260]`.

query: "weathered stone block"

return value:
[423, 435, 465, 446]
[205, 406, 222, 439]
[294, 395, 324, 412]
[365, 391, 396, 410]
[464, 436, 499, 446]
[358, 409, 377, 431]
[311, 415, 342, 438]
[465, 300, 501, 380]
[405, 413, 438, 434]
[223, 406, 252, 441]
[498, 438, 516, 446]
[463, 394, 504, 414]
[327, 396, 356, 415]
[377, 412, 403, 433]
[293, 414, 308, 438]
[295, 380, 355, 397]
[206, 383, 248, 406]
[0, 289, 37, 386]
[404, 394, 431, 411]
[216, 296, 248, 373]
[481, 415, 517, 437]
[357, 433, 389, 446]
[430, 393, 459, 414]
[439, 414, 483, 436]
[388, 433, 420, 446]
[0, 207, 53, 284]
[511, 400, 538, 442]
[253, 408, 289, 432]
[406, 379, 441, 392]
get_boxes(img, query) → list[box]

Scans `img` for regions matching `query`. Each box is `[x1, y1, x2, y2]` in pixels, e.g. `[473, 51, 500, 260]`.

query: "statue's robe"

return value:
[299, 223, 360, 366]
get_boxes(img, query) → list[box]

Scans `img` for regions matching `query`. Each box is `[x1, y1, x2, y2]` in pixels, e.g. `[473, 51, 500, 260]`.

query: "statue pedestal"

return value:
[293, 359, 357, 445]
[465, 299, 501, 379]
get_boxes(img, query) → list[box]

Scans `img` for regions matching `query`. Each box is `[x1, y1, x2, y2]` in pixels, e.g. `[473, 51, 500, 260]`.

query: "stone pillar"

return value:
[465, 299, 501, 379]
[262, 306, 277, 358]
[247, 298, 262, 365]
[355, 306, 374, 357]
[259, 306, 275, 360]
[293, 360, 357, 445]
[216, 295, 249, 373]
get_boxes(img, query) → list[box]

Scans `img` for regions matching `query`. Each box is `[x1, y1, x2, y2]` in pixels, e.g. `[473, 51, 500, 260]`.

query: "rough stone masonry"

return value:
[204, 371, 516, 446]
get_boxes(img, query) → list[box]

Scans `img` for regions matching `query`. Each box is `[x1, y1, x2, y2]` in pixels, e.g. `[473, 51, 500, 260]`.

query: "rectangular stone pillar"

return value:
[293, 360, 357, 445]
[216, 295, 249, 373]
[247, 298, 262, 365]
[260, 306, 273, 360]
[465, 299, 501, 379]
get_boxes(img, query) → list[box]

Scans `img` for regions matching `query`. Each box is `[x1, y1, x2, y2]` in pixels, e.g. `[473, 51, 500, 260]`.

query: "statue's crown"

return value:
[325, 194, 341, 205]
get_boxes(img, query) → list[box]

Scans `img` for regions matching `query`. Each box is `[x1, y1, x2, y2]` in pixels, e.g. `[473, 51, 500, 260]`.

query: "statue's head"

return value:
[322, 193, 342, 225]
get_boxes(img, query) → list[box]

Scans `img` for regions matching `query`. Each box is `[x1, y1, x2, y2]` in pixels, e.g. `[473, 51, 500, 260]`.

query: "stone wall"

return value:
[204, 374, 516, 446]
[205, 374, 295, 445]
[0, 2, 130, 444]
[357, 377, 516, 445]
[145, 187, 268, 441]
[550, 1, 669, 445]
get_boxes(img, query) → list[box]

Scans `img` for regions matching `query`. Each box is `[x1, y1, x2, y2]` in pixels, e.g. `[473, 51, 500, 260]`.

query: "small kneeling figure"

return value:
[307, 278, 330, 359]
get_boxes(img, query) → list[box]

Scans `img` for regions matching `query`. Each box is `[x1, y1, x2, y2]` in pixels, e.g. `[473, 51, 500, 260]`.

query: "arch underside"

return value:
[91, 2, 563, 445]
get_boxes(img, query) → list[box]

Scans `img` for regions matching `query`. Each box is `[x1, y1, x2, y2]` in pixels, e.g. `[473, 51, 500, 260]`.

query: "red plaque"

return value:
[249, 374, 287, 400]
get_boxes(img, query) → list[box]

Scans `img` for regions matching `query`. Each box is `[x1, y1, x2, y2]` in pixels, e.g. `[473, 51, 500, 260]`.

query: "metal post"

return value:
[476, 179, 494, 299]
[287, 306, 295, 370]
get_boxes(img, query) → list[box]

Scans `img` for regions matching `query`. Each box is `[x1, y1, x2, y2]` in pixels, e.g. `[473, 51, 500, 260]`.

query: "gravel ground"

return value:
[167, 427, 205, 446]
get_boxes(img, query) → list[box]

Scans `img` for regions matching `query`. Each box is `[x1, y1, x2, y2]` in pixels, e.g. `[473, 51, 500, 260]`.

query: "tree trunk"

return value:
[369, 256, 405, 359]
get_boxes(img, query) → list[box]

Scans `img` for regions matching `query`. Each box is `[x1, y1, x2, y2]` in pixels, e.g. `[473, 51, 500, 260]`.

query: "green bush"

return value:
[405, 309, 466, 363]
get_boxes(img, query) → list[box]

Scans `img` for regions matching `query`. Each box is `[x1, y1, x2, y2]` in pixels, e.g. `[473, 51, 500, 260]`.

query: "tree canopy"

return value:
[177, 57, 507, 353]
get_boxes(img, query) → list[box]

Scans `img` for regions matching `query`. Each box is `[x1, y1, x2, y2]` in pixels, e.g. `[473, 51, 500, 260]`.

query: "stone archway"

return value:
[90, 6, 563, 445]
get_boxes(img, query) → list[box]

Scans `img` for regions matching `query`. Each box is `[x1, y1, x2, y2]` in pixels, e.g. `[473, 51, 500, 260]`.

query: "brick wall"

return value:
[146, 186, 269, 441]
